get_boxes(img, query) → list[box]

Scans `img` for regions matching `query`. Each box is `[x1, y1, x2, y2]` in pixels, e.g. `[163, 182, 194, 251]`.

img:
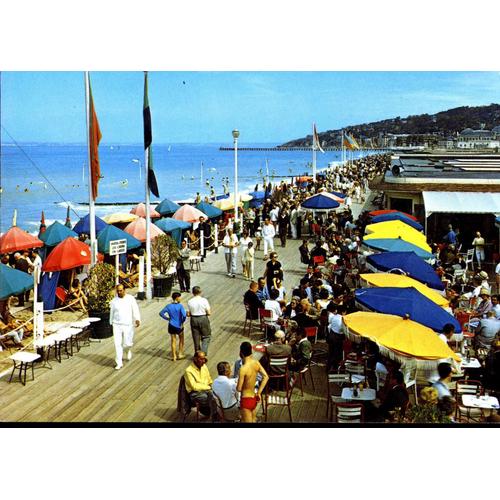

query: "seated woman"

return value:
[68, 279, 88, 312]
[283, 297, 301, 320]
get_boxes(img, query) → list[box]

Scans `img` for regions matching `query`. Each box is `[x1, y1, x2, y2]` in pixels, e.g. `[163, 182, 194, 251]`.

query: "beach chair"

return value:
[55, 286, 78, 312]
[326, 372, 351, 420]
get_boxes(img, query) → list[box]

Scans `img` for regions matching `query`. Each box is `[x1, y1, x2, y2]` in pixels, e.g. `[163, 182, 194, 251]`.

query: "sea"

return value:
[0, 143, 376, 234]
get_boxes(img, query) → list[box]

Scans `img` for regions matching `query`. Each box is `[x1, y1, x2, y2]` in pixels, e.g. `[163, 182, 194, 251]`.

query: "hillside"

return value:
[281, 103, 500, 147]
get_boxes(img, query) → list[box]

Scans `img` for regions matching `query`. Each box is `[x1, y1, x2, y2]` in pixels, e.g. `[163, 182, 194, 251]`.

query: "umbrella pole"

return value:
[214, 223, 218, 254]
[145, 148, 152, 300]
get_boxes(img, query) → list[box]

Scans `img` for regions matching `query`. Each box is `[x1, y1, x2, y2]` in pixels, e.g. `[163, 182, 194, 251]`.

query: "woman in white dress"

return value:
[239, 229, 253, 278]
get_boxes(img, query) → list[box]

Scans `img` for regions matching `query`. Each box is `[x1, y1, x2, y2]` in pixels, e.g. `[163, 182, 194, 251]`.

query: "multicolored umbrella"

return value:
[343, 311, 460, 362]
[363, 234, 432, 254]
[359, 273, 448, 307]
[172, 204, 208, 222]
[366, 251, 444, 291]
[73, 214, 108, 235]
[39, 221, 78, 247]
[124, 217, 165, 242]
[370, 212, 423, 231]
[97, 225, 142, 254]
[368, 209, 418, 221]
[365, 220, 424, 237]
[0, 226, 43, 254]
[301, 192, 340, 210]
[130, 202, 160, 218]
[0, 263, 34, 300]
[362, 238, 434, 260]
[355, 287, 461, 333]
[42, 237, 93, 271]
[155, 198, 181, 216]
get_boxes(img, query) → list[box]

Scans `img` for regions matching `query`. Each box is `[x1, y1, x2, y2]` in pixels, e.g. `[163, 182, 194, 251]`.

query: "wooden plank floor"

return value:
[0, 236, 331, 424]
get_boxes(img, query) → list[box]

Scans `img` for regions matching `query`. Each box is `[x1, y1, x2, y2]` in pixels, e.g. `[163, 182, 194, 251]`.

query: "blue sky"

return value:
[2, 71, 500, 145]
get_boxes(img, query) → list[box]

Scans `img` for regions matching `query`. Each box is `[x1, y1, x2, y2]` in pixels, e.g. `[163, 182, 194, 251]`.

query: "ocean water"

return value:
[0, 143, 373, 234]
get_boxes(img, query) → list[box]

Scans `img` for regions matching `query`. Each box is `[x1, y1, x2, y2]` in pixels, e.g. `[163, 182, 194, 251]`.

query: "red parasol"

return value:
[124, 217, 164, 242]
[368, 209, 418, 221]
[0, 226, 43, 254]
[130, 202, 160, 218]
[42, 237, 103, 271]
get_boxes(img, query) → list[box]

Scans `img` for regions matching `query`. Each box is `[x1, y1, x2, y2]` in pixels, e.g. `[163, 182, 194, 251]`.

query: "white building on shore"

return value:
[457, 127, 500, 149]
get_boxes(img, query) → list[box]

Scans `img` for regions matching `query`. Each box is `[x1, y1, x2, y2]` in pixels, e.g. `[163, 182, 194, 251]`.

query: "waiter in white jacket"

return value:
[109, 284, 141, 370]
[262, 217, 276, 260]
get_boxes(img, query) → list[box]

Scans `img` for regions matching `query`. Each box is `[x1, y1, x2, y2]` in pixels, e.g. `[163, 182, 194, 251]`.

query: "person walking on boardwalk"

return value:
[109, 284, 141, 370]
[177, 239, 191, 292]
[159, 292, 187, 361]
[222, 227, 239, 277]
[187, 286, 212, 355]
[262, 217, 276, 260]
[236, 341, 269, 423]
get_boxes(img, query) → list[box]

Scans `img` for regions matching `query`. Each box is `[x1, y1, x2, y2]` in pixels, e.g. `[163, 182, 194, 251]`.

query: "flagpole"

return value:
[84, 71, 97, 267]
[145, 147, 152, 300]
[312, 124, 317, 182]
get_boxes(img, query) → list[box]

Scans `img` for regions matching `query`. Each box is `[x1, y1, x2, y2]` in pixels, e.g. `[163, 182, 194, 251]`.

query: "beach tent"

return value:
[97, 225, 142, 254]
[359, 273, 448, 308]
[370, 213, 423, 231]
[173, 205, 208, 223]
[0, 263, 34, 300]
[366, 251, 444, 291]
[355, 287, 461, 333]
[343, 311, 460, 363]
[124, 217, 165, 242]
[103, 212, 139, 224]
[130, 202, 160, 219]
[369, 209, 418, 221]
[72, 214, 108, 235]
[39, 221, 78, 247]
[301, 192, 340, 210]
[155, 218, 191, 246]
[362, 238, 434, 260]
[42, 237, 94, 272]
[0, 226, 43, 254]
[156, 198, 181, 216]
[195, 201, 223, 219]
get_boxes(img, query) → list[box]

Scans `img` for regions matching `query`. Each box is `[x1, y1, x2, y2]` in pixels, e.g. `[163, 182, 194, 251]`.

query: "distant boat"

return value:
[167, 145, 172, 152]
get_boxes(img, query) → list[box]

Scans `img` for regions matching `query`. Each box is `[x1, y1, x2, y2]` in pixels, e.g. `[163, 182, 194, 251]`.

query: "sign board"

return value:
[109, 239, 127, 256]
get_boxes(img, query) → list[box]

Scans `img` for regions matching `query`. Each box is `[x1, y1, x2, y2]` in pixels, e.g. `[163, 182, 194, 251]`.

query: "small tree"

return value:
[87, 262, 116, 313]
[151, 234, 179, 276]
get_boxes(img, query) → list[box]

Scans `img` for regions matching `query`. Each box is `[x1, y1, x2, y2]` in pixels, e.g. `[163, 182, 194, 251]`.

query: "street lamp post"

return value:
[132, 158, 142, 180]
[232, 129, 240, 226]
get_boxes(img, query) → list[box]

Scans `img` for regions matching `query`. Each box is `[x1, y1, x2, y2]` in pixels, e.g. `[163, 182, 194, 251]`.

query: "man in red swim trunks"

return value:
[237, 341, 269, 423]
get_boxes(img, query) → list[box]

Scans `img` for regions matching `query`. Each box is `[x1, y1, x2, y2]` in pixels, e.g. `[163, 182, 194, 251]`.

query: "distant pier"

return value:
[219, 146, 387, 151]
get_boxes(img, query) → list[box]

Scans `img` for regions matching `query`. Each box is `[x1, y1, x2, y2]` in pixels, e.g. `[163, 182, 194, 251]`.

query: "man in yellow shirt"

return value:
[184, 350, 213, 417]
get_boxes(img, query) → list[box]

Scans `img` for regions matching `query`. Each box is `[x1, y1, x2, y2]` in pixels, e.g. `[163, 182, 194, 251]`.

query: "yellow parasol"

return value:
[103, 212, 139, 224]
[213, 197, 244, 211]
[360, 273, 448, 307]
[343, 311, 460, 362]
[365, 220, 426, 241]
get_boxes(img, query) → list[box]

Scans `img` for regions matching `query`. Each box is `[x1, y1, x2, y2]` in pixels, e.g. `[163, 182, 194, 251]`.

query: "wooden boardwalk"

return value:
[0, 237, 330, 424]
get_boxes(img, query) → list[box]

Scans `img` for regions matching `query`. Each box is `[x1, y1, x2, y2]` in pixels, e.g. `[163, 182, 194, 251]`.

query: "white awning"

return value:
[423, 191, 500, 218]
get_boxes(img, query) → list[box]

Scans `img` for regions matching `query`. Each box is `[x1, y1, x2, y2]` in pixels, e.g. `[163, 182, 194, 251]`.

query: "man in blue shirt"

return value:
[159, 292, 187, 361]
[443, 225, 457, 245]
[256, 277, 270, 302]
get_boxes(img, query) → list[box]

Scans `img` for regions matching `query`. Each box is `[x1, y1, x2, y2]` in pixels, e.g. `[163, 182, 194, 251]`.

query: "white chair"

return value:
[402, 361, 418, 404]
[375, 366, 388, 392]
[9, 351, 41, 385]
[455, 379, 483, 422]
[343, 360, 366, 384]
[464, 249, 474, 273]
[326, 373, 351, 420]
[335, 403, 364, 423]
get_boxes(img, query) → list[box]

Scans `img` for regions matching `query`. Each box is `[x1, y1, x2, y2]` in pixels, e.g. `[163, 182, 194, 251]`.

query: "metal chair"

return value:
[326, 372, 351, 420]
[243, 303, 255, 337]
[335, 402, 364, 423]
[464, 249, 474, 274]
[402, 361, 418, 404]
[8, 351, 41, 385]
[263, 360, 295, 422]
[455, 379, 483, 422]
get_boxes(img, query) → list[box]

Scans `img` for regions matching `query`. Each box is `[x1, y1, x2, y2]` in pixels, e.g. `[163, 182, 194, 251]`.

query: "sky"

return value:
[2, 71, 500, 145]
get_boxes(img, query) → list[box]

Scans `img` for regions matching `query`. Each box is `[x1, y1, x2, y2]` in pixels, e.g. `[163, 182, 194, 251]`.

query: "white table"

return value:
[87, 317, 101, 323]
[458, 357, 481, 369]
[44, 322, 70, 333]
[341, 387, 376, 402]
[462, 395, 499, 410]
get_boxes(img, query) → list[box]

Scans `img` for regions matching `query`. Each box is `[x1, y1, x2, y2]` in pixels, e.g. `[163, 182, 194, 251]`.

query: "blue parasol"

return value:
[355, 287, 461, 333]
[301, 192, 340, 210]
[156, 198, 181, 216]
[195, 202, 223, 219]
[155, 218, 191, 245]
[0, 263, 34, 300]
[39, 221, 78, 247]
[73, 214, 107, 235]
[97, 225, 142, 254]
[363, 238, 434, 260]
[366, 251, 444, 290]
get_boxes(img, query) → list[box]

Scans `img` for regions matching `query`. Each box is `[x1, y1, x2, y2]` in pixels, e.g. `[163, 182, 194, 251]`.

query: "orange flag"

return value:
[89, 80, 102, 200]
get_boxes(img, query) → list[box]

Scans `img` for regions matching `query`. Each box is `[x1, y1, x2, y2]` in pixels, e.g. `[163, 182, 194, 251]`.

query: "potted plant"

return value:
[86, 262, 116, 339]
[151, 234, 179, 297]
